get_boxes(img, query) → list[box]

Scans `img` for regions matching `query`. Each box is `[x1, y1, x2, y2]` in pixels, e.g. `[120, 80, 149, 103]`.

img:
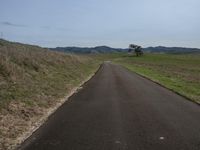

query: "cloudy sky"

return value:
[0, 0, 199, 48]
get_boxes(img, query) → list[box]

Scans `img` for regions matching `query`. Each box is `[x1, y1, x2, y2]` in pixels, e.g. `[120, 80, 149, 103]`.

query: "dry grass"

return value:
[0, 39, 101, 149]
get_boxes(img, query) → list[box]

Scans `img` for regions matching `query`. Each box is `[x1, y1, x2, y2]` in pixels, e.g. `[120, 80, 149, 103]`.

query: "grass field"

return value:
[114, 53, 200, 103]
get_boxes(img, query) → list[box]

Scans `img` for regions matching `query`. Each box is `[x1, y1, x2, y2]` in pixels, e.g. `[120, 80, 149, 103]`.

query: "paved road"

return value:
[19, 62, 200, 150]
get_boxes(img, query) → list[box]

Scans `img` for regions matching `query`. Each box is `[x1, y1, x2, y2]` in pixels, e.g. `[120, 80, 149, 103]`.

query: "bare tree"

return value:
[129, 44, 143, 56]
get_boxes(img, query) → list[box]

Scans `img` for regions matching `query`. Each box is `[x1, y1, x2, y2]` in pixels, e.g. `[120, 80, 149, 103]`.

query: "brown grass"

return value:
[0, 39, 101, 149]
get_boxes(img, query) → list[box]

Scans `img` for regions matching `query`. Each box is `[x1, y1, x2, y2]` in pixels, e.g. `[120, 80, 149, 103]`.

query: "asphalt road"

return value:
[19, 62, 200, 150]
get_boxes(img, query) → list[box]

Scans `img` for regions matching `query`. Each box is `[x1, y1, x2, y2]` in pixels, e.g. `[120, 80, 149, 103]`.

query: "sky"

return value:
[0, 0, 200, 48]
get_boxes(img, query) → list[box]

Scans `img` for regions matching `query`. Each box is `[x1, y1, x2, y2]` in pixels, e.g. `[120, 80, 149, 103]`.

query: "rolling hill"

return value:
[144, 46, 200, 54]
[50, 46, 127, 54]
[50, 45, 200, 54]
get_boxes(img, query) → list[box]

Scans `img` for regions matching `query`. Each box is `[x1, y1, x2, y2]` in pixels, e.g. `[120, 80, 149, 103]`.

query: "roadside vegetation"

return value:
[0, 39, 101, 149]
[1, 39, 199, 149]
[114, 53, 200, 103]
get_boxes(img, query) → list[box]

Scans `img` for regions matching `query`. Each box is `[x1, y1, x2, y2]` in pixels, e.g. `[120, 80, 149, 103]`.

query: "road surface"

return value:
[19, 62, 200, 150]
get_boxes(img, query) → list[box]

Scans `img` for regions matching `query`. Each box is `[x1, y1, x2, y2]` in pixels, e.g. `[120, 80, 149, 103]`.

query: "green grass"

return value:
[1, 39, 200, 149]
[0, 39, 101, 109]
[114, 53, 200, 103]
[1, 40, 199, 106]
[0, 39, 105, 149]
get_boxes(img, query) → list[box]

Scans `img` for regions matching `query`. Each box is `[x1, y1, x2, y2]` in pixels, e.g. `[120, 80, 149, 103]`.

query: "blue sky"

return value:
[0, 0, 200, 48]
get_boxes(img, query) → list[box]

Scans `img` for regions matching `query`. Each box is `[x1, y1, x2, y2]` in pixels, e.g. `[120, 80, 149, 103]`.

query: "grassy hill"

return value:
[0, 39, 101, 149]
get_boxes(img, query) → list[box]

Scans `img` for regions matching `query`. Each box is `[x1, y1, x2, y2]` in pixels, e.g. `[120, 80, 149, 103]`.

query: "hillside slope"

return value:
[0, 39, 101, 149]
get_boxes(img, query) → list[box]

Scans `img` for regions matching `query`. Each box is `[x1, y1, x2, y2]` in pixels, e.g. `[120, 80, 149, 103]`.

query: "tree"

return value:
[129, 44, 143, 56]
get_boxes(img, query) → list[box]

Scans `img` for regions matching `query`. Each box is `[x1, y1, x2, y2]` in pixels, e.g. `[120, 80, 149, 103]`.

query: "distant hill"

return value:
[144, 46, 200, 54]
[51, 46, 200, 54]
[50, 46, 128, 54]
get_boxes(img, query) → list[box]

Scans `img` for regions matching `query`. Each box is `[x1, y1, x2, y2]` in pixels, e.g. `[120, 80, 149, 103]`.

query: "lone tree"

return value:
[128, 44, 143, 56]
